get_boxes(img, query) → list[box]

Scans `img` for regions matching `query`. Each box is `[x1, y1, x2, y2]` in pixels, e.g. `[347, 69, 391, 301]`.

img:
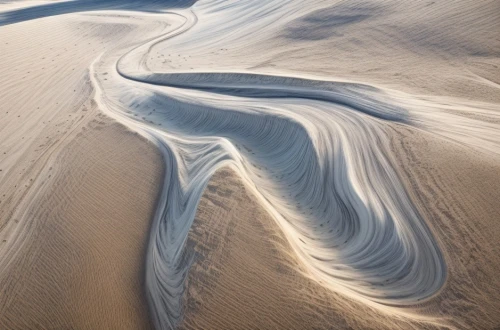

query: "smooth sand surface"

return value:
[1, 1, 499, 329]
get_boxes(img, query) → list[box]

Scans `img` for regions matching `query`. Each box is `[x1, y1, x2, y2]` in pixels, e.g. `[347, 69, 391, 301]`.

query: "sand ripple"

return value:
[1, 1, 500, 329]
[89, 8, 460, 329]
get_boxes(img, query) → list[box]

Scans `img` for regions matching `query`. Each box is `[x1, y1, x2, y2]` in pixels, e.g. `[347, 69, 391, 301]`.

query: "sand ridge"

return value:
[0, 1, 499, 329]
[87, 4, 499, 328]
[180, 168, 443, 330]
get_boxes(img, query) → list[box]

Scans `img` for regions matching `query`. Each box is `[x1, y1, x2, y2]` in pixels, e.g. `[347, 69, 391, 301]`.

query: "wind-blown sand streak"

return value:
[1, 1, 499, 329]
[83, 7, 487, 329]
[87, 4, 500, 328]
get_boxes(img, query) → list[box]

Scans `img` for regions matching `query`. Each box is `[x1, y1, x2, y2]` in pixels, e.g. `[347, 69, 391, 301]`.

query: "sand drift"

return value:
[1, 0, 500, 329]
[88, 4, 500, 328]
[85, 8, 471, 329]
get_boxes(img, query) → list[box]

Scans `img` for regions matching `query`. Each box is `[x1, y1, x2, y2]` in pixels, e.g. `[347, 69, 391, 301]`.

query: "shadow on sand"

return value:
[0, 0, 196, 26]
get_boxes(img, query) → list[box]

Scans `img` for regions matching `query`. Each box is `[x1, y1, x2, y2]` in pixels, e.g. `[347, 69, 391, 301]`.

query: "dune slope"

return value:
[0, 5, 167, 329]
[1, 1, 499, 329]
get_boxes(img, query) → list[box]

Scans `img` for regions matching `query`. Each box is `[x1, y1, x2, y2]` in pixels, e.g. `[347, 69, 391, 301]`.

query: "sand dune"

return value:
[88, 3, 499, 329]
[89, 4, 499, 328]
[0, 5, 165, 329]
[0, 115, 161, 329]
[180, 168, 426, 330]
[1, 0, 499, 329]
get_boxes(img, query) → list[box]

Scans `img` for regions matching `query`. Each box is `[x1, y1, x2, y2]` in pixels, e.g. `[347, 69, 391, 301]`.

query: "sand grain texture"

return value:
[0, 9, 166, 329]
[1, 0, 500, 329]
[388, 124, 500, 329]
[0, 115, 162, 330]
[181, 168, 438, 330]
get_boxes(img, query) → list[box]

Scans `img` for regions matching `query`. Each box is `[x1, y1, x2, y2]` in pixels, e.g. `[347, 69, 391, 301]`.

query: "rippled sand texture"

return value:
[0, 116, 161, 329]
[0, 6, 165, 329]
[180, 168, 432, 330]
[1, 0, 500, 329]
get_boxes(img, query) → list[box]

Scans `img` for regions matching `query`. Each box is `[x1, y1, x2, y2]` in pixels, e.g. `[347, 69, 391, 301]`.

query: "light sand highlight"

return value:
[180, 168, 437, 330]
[1, 1, 499, 329]
[179, 137, 500, 329]
[87, 5, 499, 327]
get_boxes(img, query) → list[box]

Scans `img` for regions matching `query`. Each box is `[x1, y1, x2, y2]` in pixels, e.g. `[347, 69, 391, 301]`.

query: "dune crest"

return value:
[87, 3, 500, 328]
[84, 6, 486, 329]
[1, 1, 499, 329]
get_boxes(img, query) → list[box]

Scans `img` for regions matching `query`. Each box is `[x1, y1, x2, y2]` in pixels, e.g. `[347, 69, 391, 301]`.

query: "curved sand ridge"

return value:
[1, 1, 499, 329]
[84, 7, 499, 329]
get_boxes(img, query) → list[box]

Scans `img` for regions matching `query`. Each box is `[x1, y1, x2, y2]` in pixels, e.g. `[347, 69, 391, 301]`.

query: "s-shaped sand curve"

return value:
[85, 9, 471, 329]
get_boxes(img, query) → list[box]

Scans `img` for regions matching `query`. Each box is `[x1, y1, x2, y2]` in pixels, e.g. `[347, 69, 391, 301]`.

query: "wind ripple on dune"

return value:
[85, 3, 499, 329]
[1, 0, 498, 329]
[87, 10, 457, 329]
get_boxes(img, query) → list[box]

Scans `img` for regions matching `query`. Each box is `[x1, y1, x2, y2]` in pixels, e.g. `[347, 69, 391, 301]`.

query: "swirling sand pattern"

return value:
[88, 1, 500, 327]
[1, 1, 500, 329]
[87, 6, 480, 329]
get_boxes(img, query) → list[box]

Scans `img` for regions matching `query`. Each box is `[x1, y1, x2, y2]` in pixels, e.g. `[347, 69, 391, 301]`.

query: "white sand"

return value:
[1, 1, 499, 329]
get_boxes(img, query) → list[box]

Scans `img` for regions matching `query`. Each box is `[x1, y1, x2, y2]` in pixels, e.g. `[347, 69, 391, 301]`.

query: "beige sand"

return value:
[0, 114, 161, 329]
[0, 8, 165, 329]
[140, 2, 499, 327]
[180, 168, 426, 330]
[179, 147, 500, 329]
[1, 0, 499, 329]
[387, 124, 500, 329]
